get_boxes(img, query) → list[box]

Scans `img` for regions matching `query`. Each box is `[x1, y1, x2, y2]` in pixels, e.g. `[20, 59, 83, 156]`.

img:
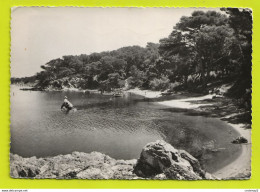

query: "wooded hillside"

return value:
[12, 8, 252, 108]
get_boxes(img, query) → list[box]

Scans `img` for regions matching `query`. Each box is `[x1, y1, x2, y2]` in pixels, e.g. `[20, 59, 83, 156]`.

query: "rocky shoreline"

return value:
[128, 88, 251, 179]
[10, 140, 216, 180]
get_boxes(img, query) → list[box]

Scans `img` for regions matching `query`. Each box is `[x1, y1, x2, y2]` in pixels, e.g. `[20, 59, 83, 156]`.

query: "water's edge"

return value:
[10, 87, 249, 178]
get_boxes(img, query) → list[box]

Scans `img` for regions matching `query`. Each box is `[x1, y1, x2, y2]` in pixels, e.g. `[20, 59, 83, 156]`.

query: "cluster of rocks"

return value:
[10, 140, 215, 180]
[231, 136, 248, 144]
[10, 152, 138, 179]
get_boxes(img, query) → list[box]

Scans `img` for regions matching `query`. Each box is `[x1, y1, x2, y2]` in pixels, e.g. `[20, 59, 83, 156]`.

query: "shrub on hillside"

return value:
[149, 76, 170, 91]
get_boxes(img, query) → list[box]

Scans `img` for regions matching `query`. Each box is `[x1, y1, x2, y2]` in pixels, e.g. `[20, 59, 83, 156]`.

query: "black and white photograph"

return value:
[10, 7, 252, 180]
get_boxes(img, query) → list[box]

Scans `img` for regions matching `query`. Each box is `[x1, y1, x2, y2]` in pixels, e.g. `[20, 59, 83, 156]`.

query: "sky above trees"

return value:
[11, 7, 221, 77]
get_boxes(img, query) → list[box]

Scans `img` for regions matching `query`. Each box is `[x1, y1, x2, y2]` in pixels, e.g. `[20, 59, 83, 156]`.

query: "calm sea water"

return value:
[10, 85, 241, 172]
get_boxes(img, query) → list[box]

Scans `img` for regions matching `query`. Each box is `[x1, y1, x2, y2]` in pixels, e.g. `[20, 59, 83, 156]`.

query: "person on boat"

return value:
[61, 96, 74, 113]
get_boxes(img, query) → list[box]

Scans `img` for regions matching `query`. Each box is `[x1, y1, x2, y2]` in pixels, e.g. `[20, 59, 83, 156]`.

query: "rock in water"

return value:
[231, 136, 248, 144]
[133, 140, 209, 180]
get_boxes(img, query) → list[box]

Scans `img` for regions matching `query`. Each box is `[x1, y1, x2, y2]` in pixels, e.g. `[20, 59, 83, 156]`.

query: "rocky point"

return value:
[10, 140, 215, 180]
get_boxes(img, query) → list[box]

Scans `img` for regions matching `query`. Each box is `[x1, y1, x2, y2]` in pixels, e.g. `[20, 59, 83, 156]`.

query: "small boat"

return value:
[113, 90, 123, 97]
[161, 92, 173, 96]
[113, 92, 123, 97]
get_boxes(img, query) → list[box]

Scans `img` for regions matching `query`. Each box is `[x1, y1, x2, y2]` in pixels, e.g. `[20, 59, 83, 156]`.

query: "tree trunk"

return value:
[201, 61, 207, 88]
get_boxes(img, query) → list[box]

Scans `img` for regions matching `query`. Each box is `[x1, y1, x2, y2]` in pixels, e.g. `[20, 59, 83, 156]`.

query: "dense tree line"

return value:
[11, 76, 36, 85]
[29, 44, 160, 91]
[12, 9, 252, 105]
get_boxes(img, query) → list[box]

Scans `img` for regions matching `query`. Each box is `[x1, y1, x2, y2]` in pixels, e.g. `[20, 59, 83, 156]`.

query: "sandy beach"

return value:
[127, 88, 251, 179]
[126, 88, 162, 98]
[213, 123, 251, 179]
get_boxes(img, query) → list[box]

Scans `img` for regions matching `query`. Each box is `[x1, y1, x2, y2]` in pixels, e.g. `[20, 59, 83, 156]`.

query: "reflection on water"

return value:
[10, 85, 241, 172]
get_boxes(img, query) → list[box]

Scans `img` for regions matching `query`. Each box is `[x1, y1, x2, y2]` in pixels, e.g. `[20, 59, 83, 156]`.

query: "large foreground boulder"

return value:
[133, 140, 213, 180]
